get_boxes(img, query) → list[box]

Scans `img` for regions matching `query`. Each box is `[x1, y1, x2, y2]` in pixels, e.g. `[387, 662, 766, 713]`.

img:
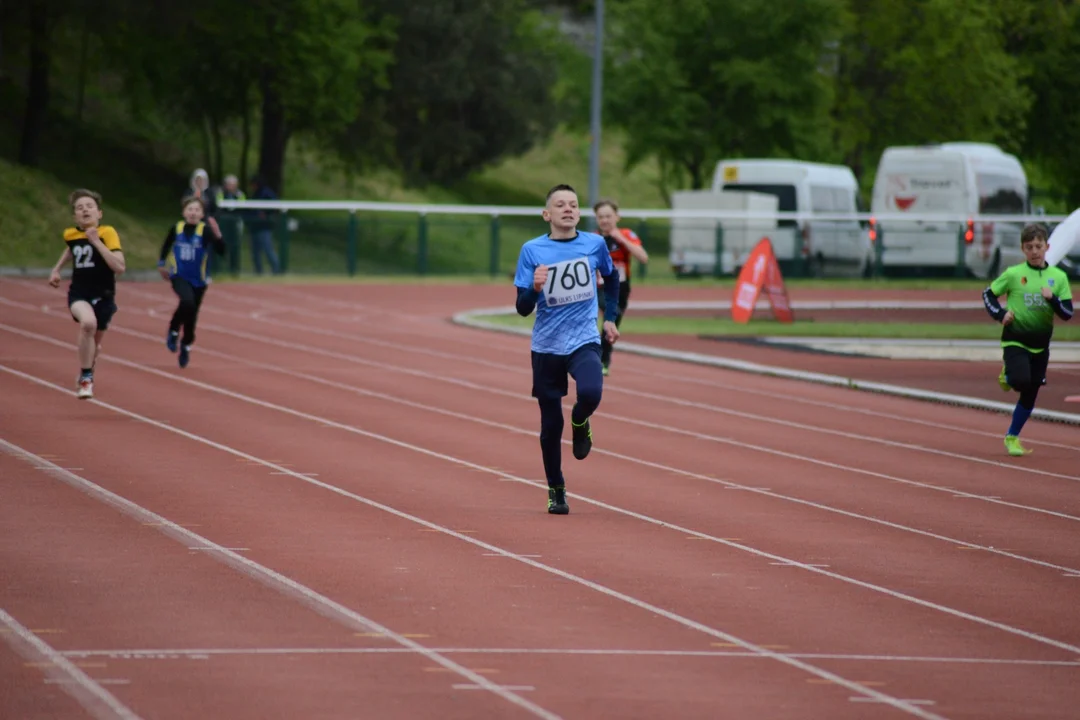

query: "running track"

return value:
[1, 277, 1078, 720]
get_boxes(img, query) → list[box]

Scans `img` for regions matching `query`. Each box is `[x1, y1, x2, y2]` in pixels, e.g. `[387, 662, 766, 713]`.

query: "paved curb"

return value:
[451, 306, 1080, 427]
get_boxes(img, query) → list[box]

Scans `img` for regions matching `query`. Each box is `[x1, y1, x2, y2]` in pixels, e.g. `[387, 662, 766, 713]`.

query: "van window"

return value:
[810, 186, 835, 213]
[722, 183, 798, 226]
[977, 173, 1026, 214]
[832, 188, 856, 214]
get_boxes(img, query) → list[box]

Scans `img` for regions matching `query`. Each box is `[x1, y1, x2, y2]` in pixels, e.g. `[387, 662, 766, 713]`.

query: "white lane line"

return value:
[88, 321, 1080, 576]
[0, 438, 560, 720]
[190, 293, 1080, 480]
[0, 368, 948, 720]
[94, 314, 1080, 526]
[57, 647, 1080, 666]
[2, 332, 1080, 660]
[0, 607, 141, 720]
[13, 283, 1078, 454]
[11, 292, 1077, 519]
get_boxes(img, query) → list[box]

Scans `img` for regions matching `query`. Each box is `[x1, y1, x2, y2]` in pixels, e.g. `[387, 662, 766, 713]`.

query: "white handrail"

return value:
[216, 198, 1072, 224]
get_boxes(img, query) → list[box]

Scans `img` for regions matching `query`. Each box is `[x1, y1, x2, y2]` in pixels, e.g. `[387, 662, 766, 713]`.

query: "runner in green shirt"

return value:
[982, 223, 1074, 456]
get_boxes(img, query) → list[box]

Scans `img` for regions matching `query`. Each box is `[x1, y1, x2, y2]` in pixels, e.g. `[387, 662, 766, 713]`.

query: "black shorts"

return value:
[531, 342, 602, 400]
[68, 288, 118, 331]
[1003, 345, 1049, 388]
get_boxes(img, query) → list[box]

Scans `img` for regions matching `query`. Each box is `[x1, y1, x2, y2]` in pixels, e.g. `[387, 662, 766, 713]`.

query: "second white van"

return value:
[869, 143, 1029, 278]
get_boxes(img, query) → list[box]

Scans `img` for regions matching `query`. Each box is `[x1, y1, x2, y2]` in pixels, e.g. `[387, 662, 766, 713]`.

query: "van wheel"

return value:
[987, 250, 1001, 279]
[807, 254, 826, 278]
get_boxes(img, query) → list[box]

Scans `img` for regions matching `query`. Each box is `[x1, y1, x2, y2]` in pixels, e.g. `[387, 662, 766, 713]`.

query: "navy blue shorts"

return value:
[531, 342, 602, 400]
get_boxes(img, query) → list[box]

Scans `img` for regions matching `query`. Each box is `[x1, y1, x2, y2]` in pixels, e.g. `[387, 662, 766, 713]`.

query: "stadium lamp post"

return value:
[586, 0, 604, 230]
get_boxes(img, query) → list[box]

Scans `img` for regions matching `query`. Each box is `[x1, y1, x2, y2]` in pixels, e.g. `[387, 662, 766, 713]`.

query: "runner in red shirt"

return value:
[594, 198, 649, 375]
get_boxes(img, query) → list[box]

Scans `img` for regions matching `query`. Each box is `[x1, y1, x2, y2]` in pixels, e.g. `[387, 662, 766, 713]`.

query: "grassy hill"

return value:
[0, 108, 670, 278]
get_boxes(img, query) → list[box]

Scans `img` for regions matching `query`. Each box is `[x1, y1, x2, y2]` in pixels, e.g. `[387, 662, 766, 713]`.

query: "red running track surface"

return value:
[1, 277, 1079, 720]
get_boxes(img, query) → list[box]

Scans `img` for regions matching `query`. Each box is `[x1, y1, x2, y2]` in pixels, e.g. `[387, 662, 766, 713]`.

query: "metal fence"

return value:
[213, 199, 1074, 280]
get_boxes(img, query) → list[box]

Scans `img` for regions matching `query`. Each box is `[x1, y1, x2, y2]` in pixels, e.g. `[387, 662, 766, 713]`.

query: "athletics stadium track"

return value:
[1, 277, 1078, 720]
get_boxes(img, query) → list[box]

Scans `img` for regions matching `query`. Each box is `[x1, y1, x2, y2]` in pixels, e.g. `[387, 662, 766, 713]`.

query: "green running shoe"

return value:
[1004, 435, 1030, 457]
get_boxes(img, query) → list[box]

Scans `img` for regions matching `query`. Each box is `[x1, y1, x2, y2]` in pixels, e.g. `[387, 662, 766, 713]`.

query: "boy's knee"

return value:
[78, 317, 97, 334]
[577, 382, 603, 411]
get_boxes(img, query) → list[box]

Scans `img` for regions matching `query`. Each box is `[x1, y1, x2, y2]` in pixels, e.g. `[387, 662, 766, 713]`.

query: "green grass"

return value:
[0, 157, 170, 271]
[478, 313, 1080, 341]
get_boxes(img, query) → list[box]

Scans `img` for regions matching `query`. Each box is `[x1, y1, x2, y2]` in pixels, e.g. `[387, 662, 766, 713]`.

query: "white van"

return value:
[869, 143, 1028, 278]
[712, 159, 873, 276]
[667, 189, 779, 276]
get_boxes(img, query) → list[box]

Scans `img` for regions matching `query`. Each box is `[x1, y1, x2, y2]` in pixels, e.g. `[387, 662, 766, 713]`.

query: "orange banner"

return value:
[730, 238, 794, 324]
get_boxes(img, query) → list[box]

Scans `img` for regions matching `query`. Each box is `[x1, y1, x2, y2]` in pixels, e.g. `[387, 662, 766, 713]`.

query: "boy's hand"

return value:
[48, 269, 61, 288]
[533, 265, 549, 292]
[1041, 285, 1054, 299]
[1002, 310, 1015, 325]
[158, 267, 170, 280]
[85, 227, 100, 244]
[603, 320, 619, 344]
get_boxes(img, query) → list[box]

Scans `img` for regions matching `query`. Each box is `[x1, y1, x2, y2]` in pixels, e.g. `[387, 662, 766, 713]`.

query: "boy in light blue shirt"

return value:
[514, 184, 621, 514]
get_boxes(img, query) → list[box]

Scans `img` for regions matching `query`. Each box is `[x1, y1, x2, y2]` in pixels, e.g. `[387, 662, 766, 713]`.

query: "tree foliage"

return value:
[832, 0, 1031, 184]
[336, 0, 562, 187]
[605, 0, 843, 193]
[2, 0, 1080, 205]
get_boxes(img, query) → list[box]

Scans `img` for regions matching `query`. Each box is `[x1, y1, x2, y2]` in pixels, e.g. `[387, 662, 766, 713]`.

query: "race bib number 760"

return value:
[543, 257, 595, 307]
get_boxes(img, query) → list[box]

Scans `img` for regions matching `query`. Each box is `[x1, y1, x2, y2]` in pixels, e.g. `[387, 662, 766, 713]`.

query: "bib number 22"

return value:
[544, 258, 595, 307]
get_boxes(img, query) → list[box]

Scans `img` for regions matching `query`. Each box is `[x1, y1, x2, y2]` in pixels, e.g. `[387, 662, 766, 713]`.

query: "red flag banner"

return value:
[730, 238, 794, 324]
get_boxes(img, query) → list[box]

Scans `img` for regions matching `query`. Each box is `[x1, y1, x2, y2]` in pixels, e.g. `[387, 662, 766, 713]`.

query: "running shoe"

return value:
[547, 486, 569, 515]
[572, 417, 592, 460]
[1004, 435, 1030, 456]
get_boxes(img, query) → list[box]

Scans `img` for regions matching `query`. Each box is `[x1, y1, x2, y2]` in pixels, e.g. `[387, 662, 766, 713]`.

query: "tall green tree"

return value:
[1000, 0, 1080, 207]
[604, 0, 843, 195]
[833, 0, 1030, 187]
[336, 0, 563, 188]
[104, 0, 394, 195]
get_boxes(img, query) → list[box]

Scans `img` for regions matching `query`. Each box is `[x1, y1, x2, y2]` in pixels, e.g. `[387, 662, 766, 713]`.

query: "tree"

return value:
[336, 0, 563, 187]
[833, 0, 1030, 187]
[604, 0, 843, 195]
[1001, 0, 1080, 206]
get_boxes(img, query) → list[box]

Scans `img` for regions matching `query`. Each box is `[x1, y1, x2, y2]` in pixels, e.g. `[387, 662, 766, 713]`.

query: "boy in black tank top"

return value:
[48, 189, 127, 399]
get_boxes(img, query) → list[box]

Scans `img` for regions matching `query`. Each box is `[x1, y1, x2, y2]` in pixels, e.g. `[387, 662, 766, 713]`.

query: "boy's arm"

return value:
[613, 228, 649, 264]
[1049, 278, 1074, 321]
[596, 240, 621, 321]
[158, 227, 177, 264]
[513, 246, 539, 317]
[52, 247, 72, 272]
[516, 286, 540, 317]
[88, 227, 125, 275]
[205, 220, 226, 255]
[49, 247, 71, 287]
[982, 271, 1010, 322]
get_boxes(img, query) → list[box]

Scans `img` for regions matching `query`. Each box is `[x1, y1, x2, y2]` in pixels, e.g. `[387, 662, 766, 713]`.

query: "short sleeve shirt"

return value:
[514, 231, 615, 355]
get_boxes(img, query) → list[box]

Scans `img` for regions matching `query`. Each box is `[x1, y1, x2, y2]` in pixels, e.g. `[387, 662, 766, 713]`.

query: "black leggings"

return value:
[1003, 345, 1048, 410]
[169, 277, 208, 346]
[534, 344, 604, 487]
[599, 281, 630, 366]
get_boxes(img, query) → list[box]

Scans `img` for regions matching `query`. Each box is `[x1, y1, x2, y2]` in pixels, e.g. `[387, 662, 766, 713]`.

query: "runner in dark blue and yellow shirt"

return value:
[158, 196, 225, 368]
